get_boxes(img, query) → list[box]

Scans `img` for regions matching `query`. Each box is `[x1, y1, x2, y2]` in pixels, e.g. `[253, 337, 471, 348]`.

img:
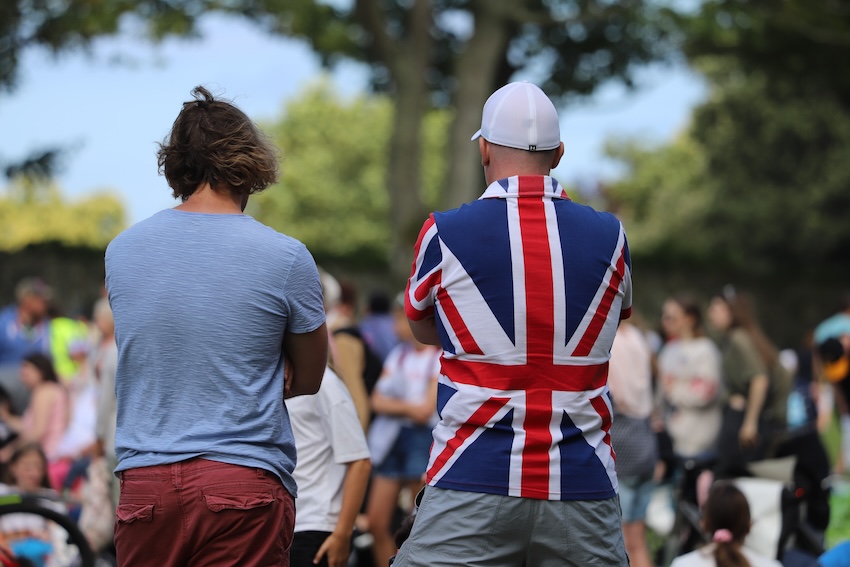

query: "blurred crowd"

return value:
[2, 272, 850, 567]
[0, 277, 117, 563]
[0, 272, 437, 567]
[609, 288, 850, 567]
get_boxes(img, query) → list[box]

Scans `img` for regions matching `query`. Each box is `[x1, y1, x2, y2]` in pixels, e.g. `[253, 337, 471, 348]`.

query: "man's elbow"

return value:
[289, 371, 324, 397]
[409, 318, 441, 346]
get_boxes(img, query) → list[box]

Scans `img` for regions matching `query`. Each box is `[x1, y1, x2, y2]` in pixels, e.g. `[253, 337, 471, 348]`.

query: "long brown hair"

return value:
[157, 86, 279, 202]
[703, 481, 752, 567]
[669, 293, 707, 338]
[720, 287, 778, 368]
[22, 353, 59, 383]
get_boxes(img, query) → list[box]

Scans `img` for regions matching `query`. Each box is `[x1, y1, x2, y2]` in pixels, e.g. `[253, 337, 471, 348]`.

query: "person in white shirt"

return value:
[288, 366, 372, 567]
[365, 301, 440, 567]
[658, 294, 724, 459]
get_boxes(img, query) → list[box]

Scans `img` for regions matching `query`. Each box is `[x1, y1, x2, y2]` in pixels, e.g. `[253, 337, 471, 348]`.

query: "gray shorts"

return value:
[392, 486, 628, 567]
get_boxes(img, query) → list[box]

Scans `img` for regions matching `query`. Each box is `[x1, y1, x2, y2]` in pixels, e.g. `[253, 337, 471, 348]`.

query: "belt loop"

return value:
[256, 468, 265, 479]
[172, 461, 183, 491]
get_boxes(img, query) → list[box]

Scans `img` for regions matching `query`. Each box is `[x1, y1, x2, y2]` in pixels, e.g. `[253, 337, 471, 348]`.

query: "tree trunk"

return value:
[442, 2, 515, 210]
[387, 68, 430, 284]
[372, 0, 433, 283]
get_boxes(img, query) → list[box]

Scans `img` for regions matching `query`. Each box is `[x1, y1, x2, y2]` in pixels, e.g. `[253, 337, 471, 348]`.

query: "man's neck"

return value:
[175, 182, 244, 214]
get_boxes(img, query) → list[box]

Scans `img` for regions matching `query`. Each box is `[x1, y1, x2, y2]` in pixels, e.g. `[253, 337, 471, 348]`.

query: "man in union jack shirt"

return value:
[393, 82, 632, 567]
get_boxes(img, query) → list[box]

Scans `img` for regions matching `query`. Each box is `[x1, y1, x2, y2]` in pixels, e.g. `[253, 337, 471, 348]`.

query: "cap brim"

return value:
[825, 356, 849, 382]
[470, 129, 482, 142]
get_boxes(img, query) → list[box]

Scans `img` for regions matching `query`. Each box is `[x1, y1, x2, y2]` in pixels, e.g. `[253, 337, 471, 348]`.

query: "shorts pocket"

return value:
[203, 483, 275, 513]
[116, 501, 155, 524]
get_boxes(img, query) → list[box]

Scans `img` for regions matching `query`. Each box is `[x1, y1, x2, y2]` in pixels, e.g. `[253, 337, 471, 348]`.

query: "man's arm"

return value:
[408, 315, 441, 346]
[283, 323, 328, 398]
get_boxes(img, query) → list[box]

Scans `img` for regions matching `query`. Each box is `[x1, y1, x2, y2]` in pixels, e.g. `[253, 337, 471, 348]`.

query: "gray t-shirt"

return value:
[105, 209, 325, 496]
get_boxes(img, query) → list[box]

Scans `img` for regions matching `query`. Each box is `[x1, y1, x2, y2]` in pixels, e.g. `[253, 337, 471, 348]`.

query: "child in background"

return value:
[671, 481, 781, 567]
[288, 366, 372, 567]
[365, 297, 440, 567]
[0, 355, 69, 490]
[0, 443, 64, 567]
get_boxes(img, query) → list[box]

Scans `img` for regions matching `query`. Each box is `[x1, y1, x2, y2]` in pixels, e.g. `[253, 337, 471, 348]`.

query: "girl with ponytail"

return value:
[671, 481, 781, 567]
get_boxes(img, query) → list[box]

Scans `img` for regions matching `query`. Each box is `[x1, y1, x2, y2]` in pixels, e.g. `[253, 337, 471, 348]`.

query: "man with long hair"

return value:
[105, 86, 327, 566]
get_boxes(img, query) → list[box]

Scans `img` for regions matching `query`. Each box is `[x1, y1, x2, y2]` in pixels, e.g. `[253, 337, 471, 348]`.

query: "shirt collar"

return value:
[479, 175, 570, 201]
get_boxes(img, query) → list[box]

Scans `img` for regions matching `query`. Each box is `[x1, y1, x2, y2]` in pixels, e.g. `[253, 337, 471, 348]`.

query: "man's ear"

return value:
[479, 137, 490, 166]
[551, 142, 565, 169]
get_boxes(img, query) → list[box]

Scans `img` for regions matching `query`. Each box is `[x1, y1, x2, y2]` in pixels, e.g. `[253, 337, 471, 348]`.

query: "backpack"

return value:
[332, 326, 384, 395]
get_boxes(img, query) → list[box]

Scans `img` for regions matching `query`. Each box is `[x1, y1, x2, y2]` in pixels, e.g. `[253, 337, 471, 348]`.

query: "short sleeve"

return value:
[405, 214, 441, 321]
[732, 330, 767, 384]
[620, 227, 633, 320]
[283, 244, 326, 334]
[320, 374, 371, 465]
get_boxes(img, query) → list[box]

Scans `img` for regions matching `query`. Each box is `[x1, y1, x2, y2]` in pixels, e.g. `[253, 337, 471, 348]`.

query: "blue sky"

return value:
[0, 14, 706, 226]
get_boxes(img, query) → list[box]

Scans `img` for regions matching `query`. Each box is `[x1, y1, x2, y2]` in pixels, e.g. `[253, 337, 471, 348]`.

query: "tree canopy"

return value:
[237, 0, 677, 276]
[251, 81, 450, 273]
[0, 180, 126, 251]
[3, 0, 677, 276]
[607, 1, 850, 284]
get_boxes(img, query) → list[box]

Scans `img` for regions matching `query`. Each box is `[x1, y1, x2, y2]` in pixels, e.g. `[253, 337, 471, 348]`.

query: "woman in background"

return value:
[657, 294, 723, 461]
[0, 354, 68, 489]
[707, 288, 790, 479]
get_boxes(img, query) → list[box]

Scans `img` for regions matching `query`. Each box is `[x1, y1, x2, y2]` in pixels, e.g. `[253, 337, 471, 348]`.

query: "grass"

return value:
[824, 413, 850, 548]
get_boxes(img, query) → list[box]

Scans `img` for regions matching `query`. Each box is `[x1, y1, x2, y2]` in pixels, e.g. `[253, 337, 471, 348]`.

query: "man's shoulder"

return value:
[108, 211, 305, 253]
[0, 305, 14, 321]
[434, 191, 622, 224]
[242, 219, 307, 252]
[106, 210, 169, 250]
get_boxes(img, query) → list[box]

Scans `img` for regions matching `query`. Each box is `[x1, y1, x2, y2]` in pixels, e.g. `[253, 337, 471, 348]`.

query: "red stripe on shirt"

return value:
[436, 288, 484, 355]
[572, 246, 626, 357]
[517, 175, 555, 498]
[426, 396, 510, 482]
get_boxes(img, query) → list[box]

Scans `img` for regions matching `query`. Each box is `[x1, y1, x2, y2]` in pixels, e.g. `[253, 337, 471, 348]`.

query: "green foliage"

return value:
[0, 180, 126, 251]
[607, 1, 850, 279]
[680, 0, 850, 99]
[604, 133, 713, 265]
[692, 66, 850, 274]
[0, 0, 226, 92]
[250, 81, 450, 270]
[607, 66, 850, 278]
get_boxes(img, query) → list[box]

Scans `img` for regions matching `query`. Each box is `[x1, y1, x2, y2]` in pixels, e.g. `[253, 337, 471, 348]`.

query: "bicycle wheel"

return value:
[0, 497, 96, 567]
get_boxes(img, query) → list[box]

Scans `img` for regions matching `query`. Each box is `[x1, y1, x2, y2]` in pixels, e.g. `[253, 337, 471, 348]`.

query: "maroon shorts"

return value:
[114, 458, 295, 567]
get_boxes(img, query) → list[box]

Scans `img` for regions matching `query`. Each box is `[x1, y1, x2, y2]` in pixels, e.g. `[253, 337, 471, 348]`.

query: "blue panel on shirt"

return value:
[416, 229, 442, 281]
[436, 382, 456, 417]
[559, 410, 616, 499]
[554, 202, 622, 347]
[436, 312, 455, 355]
[434, 201, 515, 344]
[434, 409, 514, 495]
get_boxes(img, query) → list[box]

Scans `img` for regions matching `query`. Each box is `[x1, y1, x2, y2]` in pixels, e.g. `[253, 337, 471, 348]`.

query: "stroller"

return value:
[648, 453, 827, 566]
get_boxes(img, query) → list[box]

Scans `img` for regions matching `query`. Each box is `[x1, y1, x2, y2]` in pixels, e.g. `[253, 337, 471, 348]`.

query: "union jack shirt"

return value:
[405, 175, 632, 501]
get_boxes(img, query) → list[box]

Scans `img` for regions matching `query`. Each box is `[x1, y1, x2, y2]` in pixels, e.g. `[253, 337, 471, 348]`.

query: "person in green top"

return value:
[707, 287, 791, 478]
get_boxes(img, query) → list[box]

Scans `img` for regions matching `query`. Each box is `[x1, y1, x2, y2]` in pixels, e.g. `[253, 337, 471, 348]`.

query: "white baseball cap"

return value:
[471, 81, 561, 152]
